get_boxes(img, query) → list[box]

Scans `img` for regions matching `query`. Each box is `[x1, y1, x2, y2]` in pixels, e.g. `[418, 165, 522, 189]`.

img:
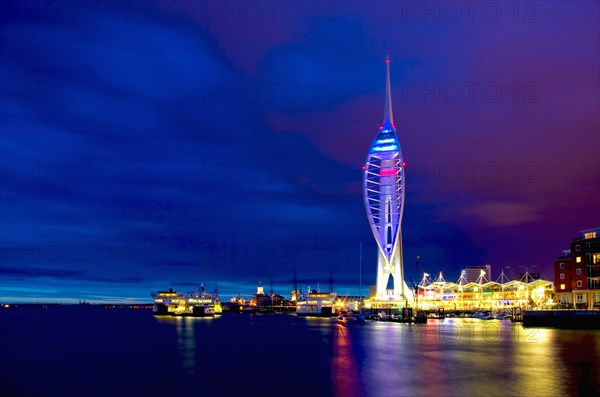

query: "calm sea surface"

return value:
[1, 309, 599, 397]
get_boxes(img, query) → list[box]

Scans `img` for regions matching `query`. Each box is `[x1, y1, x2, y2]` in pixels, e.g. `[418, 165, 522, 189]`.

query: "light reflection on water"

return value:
[150, 315, 600, 397]
[356, 319, 600, 397]
[1, 310, 599, 397]
[155, 315, 214, 374]
[332, 324, 363, 397]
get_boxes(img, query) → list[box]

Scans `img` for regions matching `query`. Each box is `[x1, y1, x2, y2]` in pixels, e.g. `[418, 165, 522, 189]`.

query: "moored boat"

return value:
[337, 313, 366, 325]
[296, 291, 339, 317]
[151, 284, 220, 317]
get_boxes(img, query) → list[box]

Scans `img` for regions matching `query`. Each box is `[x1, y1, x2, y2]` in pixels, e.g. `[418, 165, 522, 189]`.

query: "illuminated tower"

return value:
[363, 56, 412, 301]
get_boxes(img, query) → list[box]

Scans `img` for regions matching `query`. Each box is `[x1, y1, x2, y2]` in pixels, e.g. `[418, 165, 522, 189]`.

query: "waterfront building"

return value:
[414, 272, 554, 310]
[253, 283, 285, 308]
[363, 56, 412, 302]
[337, 295, 365, 312]
[554, 227, 600, 309]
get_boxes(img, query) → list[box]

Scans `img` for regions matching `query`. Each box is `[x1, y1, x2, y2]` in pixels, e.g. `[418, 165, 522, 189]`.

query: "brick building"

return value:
[554, 227, 600, 309]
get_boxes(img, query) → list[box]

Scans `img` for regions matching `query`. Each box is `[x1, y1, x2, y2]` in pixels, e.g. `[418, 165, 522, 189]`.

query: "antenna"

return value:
[383, 55, 394, 130]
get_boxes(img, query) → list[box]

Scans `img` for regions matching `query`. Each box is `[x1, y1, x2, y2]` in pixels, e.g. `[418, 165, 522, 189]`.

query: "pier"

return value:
[522, 310, 600, 329]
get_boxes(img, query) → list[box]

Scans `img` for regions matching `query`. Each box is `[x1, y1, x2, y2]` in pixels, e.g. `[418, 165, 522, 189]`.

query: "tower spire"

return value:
[383, 55, 394, 130]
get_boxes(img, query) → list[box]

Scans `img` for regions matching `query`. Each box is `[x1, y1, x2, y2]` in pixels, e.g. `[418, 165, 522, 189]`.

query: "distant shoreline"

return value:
[0, 303, 152, 309]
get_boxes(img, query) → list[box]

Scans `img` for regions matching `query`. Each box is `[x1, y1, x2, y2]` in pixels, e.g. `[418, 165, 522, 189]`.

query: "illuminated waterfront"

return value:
[1, 308, 598, 397]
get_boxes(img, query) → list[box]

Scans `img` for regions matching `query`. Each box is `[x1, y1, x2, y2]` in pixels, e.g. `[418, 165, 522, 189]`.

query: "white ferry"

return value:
[151, 285, 221, 317]
[296, 291, 339, 317]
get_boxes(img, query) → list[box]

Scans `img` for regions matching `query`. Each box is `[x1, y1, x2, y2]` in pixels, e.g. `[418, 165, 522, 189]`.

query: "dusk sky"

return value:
[1, 1, 599, 303]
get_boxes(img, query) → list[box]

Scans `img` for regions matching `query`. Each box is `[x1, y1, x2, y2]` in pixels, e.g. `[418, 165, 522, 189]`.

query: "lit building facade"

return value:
[363, 57, 412, 301]
[414, 277, 554, 310]
[554, 227, 600, 309]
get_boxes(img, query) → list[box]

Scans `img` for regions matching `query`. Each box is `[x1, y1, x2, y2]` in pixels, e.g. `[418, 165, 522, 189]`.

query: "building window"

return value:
[560, 284, 565, 290]
[576, 257, 582, 263]
[576, 268, 582, 276]
[595, 293, 600, 304]
[584, 231, 597, 239]
[576, 293, 584, 303]
[559, 263, 565, 269]
[577, 280, 583, 288]
[593, 254, 600, 264]
[575, 244, 581, 252]
[560, 273, 565, 279]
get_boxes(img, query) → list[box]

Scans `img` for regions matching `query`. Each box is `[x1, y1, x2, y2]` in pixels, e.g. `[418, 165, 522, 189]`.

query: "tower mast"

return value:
[383, 55, 394, 129]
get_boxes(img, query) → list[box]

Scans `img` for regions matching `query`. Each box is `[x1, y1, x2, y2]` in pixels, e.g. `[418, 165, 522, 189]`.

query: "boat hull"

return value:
[152, 304, 169, 315]
[296, 307, 334, 317]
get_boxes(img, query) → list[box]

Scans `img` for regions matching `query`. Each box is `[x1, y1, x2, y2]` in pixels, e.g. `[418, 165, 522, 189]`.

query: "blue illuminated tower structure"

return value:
[363, 57, 412, 300]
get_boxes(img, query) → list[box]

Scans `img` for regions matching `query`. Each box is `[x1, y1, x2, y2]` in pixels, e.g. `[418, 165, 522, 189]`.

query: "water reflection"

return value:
[555, 331, 600, 396]
[511, 327, 563, 395]
[3, 310, 599, 397]
[332, 324, 363, 397]
[362, 322, 408, 396]
[359, 318, 600, 396]
[154, 316, 213, 374]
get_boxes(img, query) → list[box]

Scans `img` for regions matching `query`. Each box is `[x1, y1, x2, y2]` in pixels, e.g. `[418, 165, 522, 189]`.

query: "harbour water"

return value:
[1, 309, 599, 397]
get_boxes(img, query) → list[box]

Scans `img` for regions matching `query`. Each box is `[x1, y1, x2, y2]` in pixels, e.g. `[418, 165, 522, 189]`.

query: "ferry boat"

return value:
[151, 284, 221, 317]
[296, 291, 339, 317]
[151, 288, 183, 315]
